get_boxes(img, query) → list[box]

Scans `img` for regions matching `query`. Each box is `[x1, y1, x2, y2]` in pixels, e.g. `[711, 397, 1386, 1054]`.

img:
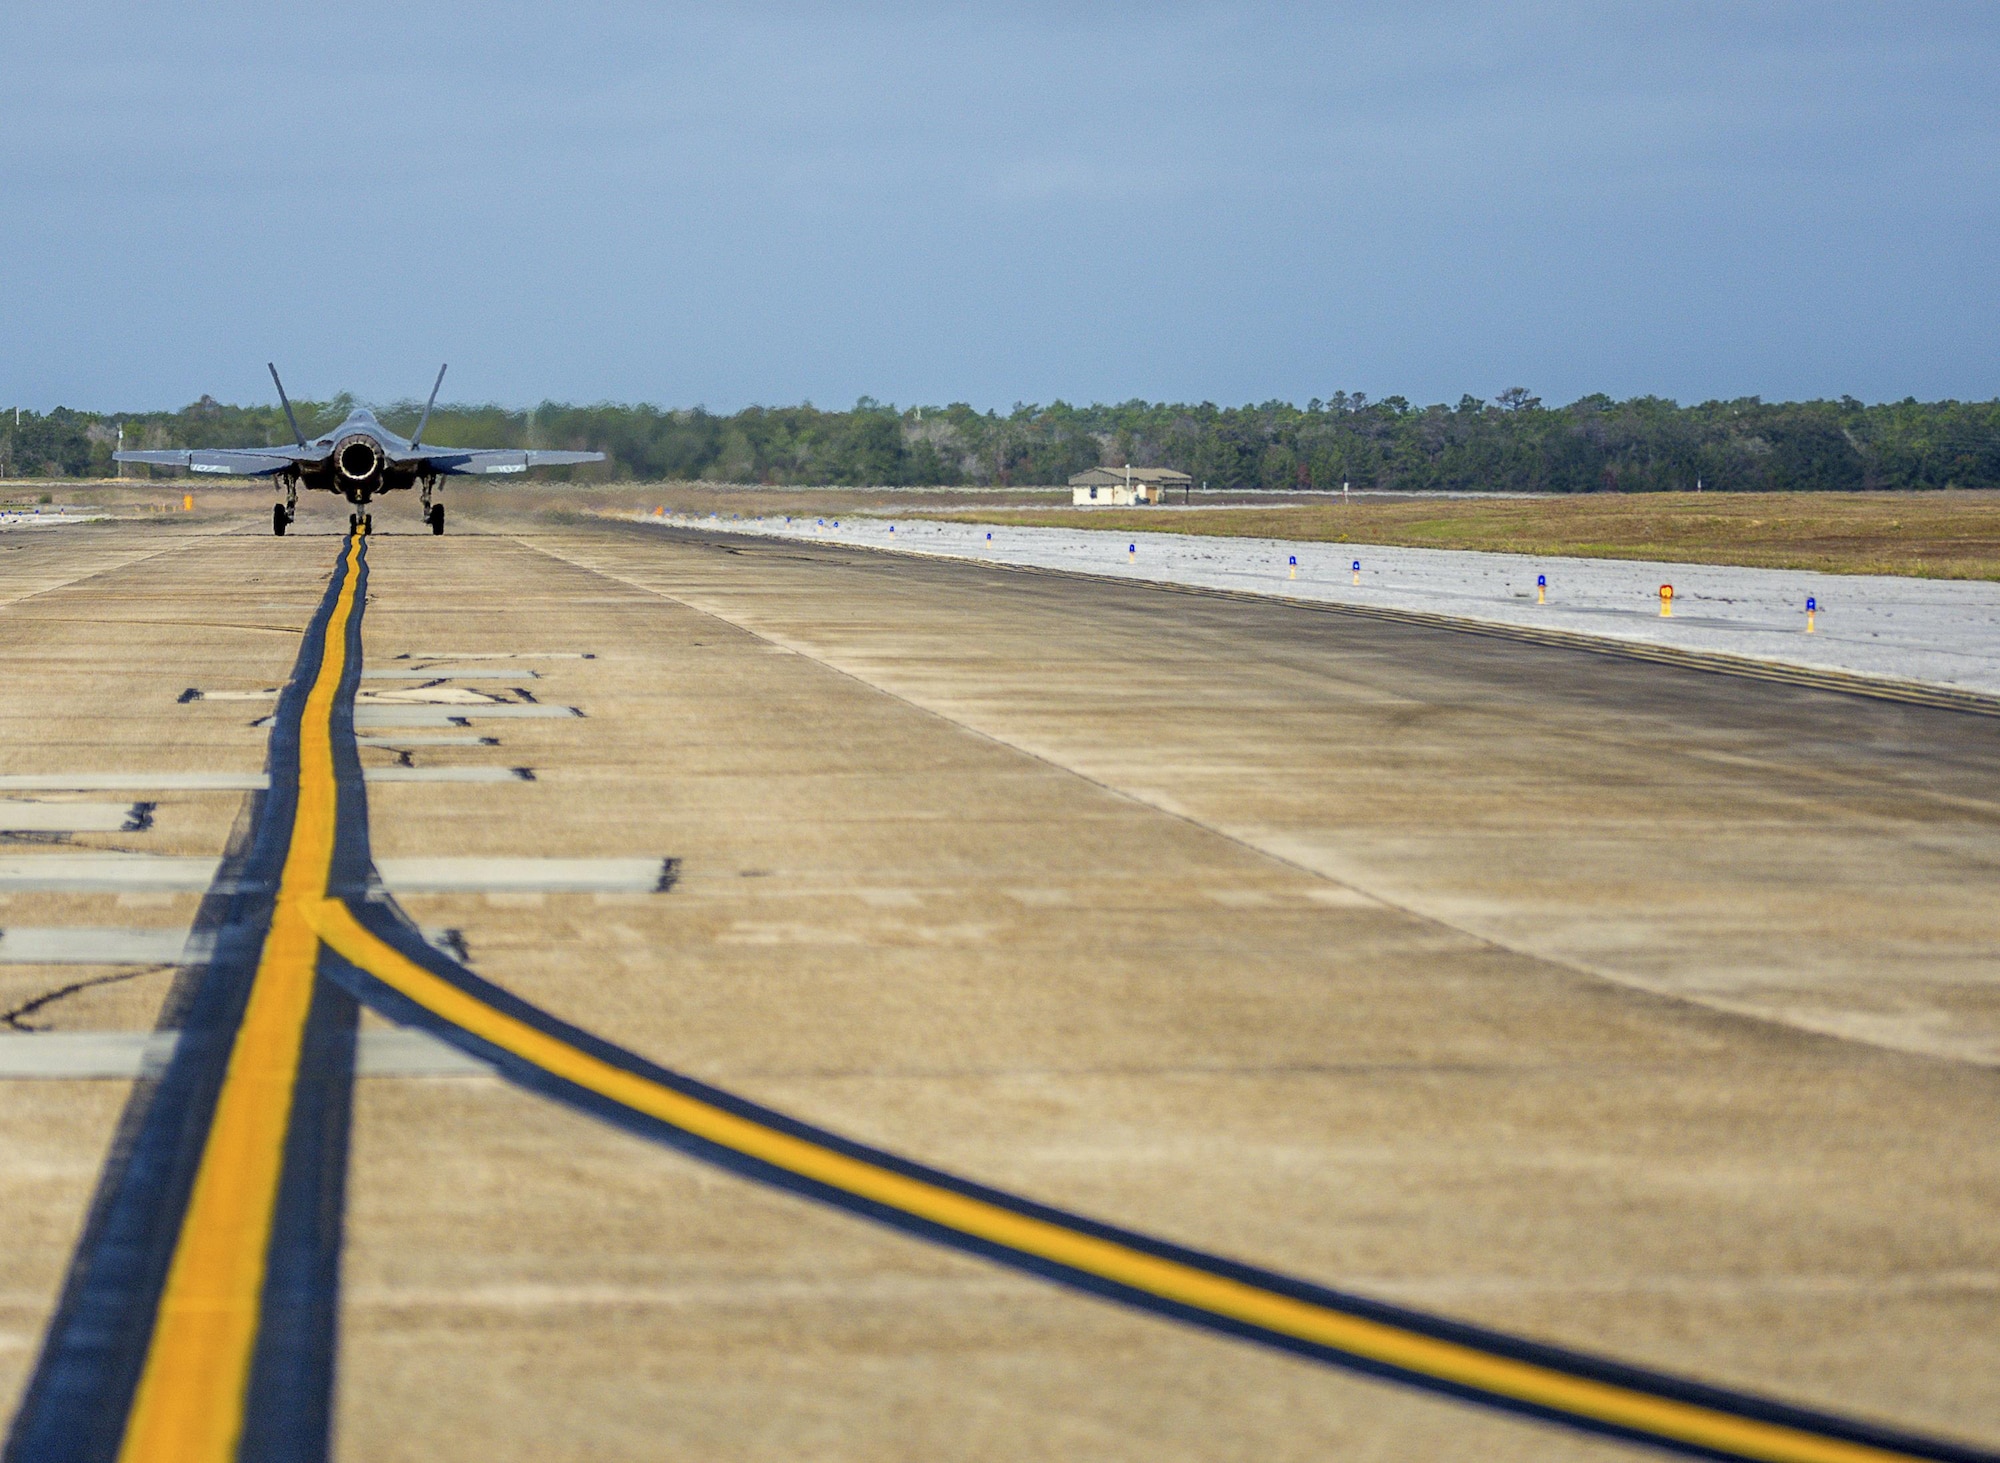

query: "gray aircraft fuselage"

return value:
[112, 365, 605, 534]
[313, 407, 435, 505]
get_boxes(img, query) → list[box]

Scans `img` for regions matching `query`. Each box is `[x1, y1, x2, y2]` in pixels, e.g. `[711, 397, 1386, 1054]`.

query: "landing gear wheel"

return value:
[429, 503, 445, 535]
[348, 512, 359, 533]
[273, 503, 288, 536]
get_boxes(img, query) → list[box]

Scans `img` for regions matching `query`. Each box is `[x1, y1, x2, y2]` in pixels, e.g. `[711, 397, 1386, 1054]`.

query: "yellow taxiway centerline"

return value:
[114, 537, 363, 1463]
[305, 888, 1933, 1463]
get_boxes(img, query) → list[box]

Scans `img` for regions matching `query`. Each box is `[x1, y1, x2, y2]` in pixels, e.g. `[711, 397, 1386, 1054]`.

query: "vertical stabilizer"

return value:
[411, 364, 448, 449]
[268, 364, 307, 447]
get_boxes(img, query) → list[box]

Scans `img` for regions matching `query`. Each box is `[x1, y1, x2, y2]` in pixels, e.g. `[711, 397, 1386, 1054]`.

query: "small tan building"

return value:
[1069, 466, 1192, 506]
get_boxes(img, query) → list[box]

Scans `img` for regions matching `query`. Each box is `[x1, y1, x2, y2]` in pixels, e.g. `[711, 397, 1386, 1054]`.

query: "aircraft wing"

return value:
[114, 447, 329, 477]
[413, 449, 606, 476]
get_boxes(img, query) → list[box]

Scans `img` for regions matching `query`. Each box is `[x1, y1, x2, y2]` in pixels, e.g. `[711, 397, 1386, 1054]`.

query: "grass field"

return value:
[915, 491, 2000, 580]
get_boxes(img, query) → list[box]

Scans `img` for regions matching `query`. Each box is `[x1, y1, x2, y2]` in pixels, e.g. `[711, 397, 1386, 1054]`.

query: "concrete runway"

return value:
[1, 493, 1996, 1461]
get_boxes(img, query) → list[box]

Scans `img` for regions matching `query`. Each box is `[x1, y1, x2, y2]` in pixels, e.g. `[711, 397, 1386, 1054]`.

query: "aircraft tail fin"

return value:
[268, 364, 307, 447]
[411, 364, 447, 449]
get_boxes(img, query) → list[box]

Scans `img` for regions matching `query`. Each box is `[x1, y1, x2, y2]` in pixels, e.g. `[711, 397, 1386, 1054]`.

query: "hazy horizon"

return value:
[19, 385, 2000, 419]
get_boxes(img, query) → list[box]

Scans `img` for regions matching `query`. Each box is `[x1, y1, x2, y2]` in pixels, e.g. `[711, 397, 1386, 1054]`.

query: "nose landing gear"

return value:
[348, 512, 373, 535]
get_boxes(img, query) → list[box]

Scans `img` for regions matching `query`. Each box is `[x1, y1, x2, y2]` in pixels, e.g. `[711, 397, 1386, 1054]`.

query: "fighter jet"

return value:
[112, 365, 605, 535]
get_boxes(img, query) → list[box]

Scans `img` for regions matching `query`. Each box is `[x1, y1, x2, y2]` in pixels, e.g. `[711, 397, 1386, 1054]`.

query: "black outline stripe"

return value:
[320, 908, 1997, 1462]
[237, 536, 372, 1462]
[4, 544, 363, 1463]
[235, 963, 356, 1463]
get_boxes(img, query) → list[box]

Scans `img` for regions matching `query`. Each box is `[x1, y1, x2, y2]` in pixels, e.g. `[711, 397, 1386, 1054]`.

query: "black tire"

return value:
[273, 503, 288, 536]
[429, 504, 445, 535]
[361, 513, 372, 535]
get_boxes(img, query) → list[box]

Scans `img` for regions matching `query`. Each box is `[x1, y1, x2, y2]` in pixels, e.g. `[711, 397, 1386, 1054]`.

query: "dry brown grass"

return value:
[915, 491, 2000, 580]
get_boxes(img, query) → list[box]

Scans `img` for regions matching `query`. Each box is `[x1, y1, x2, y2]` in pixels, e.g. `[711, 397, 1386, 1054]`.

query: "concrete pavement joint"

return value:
[518, 532, 1899, 1069]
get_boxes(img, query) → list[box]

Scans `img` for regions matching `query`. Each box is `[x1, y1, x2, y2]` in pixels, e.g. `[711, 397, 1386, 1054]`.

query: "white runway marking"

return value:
[0, 1028, 493, 1079]
[0, 856, 220, 892]
[354, 705, 580, 726]
[0, 773, 267, 792]
[0, 927, 192, 963]
[0, 801, 149, 833]
[353, 1028, 496, 1076]
[357, 687, 517, 705]
[354, 736, 497, 748]
[359, 767, 530, 783]
[361, 669, 540, 680]
[0, 1031, 175, 1076]
[373, 856, 674, 893]
[395, 652, 593, 661]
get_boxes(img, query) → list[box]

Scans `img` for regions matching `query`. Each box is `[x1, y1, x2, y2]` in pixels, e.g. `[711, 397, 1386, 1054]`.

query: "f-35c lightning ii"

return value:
[113, 365, 605, 536]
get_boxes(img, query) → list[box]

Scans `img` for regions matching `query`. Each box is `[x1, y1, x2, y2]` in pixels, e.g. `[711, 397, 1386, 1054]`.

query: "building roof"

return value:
[1068, 466, 1194, 486]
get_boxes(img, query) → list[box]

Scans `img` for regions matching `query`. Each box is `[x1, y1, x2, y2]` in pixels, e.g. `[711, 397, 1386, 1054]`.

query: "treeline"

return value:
[6, 389, 2000, 492]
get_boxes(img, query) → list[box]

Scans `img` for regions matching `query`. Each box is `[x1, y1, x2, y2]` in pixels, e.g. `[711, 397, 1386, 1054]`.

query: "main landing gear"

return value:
[428, 503, 445, 535]
[272, 502, 291, 536]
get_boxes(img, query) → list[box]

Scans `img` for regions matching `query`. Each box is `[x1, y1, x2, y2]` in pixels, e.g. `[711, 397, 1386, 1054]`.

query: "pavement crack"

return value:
[1, 964, 176, 1032]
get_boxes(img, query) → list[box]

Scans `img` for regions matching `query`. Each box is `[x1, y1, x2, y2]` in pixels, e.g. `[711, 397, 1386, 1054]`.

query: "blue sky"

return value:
[2, 3, 1995, 411]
